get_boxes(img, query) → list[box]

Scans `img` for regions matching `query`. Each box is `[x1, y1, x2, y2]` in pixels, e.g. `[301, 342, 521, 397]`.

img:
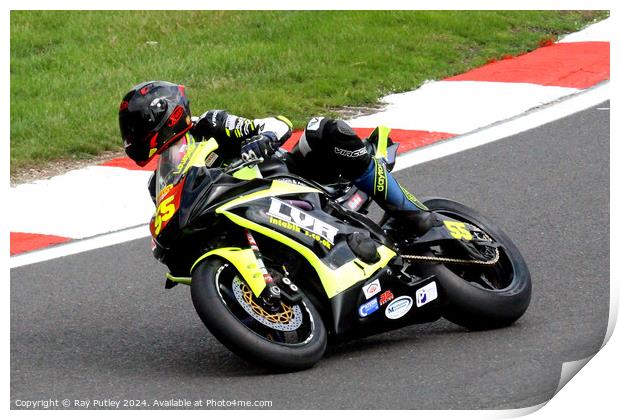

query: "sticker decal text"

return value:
[267, 199, 339, 246]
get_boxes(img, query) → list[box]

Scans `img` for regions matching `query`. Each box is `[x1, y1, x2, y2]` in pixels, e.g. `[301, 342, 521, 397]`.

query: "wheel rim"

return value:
[214, 263, 315, 346]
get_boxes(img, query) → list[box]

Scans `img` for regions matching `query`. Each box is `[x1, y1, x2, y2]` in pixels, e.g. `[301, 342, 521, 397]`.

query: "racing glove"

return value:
[240, 132, 280, 162]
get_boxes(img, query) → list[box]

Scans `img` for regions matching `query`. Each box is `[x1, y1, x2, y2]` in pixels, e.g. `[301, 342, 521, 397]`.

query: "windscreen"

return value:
[155, 136, 190, 198]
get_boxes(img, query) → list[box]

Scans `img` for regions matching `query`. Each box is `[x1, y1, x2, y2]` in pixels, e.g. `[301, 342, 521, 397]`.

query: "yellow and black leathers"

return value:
[191, 110, 293, 157]
[290, 117, 433, 233]
[151, 112, 432, 232]
[148, 110, 292, 202]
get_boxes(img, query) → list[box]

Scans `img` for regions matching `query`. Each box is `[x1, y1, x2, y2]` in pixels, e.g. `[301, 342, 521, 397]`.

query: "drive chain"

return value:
[401, 247, 500, 266]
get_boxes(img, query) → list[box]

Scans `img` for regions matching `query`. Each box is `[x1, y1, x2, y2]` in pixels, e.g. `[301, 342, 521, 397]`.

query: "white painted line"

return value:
[393, 82, 609, 172]
[10, 82, 610, 268]
[558, 18, 611, 43]
[10, 166, 153, 238]
[10, 225, 151, 269]
[348, 80, 578, 134]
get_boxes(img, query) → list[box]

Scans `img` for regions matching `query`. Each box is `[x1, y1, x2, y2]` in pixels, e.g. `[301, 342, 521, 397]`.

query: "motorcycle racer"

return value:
[119, 80, 434, 233]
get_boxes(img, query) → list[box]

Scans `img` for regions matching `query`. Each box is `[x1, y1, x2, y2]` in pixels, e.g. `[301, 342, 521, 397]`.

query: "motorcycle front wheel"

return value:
[191, 257, 327, 371]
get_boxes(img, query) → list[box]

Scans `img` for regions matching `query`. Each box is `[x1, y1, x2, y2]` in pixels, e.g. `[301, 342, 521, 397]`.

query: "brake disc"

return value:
[232, 277, 303, 331]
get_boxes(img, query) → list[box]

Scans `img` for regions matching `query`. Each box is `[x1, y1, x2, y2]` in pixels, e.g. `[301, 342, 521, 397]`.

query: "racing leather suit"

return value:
[149, 110, 432, 233]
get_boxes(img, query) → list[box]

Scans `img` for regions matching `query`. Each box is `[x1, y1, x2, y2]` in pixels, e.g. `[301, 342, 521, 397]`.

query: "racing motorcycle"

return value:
[150, 126, 531, 371]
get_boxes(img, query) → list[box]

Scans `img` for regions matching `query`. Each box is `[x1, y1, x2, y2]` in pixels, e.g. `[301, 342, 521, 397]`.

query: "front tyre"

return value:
[191, 257, 327, 371]
[415, 198, 532, 330]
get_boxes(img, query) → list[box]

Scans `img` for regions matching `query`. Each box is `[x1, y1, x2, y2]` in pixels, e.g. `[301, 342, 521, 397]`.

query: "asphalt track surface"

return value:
[11, 102, 609, 410]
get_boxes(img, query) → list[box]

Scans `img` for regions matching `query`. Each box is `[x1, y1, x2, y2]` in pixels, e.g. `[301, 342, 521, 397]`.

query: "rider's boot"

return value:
[353, 157, 436, 235]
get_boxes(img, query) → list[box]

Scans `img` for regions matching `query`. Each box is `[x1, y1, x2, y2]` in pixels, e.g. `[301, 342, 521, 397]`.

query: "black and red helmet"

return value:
[119, 81, 192, 166]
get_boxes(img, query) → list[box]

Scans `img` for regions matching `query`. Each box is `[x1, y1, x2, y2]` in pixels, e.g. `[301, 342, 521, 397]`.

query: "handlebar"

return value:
[222, 157, 264, 174]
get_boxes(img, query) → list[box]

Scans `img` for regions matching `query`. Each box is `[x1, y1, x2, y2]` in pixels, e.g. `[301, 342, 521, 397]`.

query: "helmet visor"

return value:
[120, 98, 170, 162]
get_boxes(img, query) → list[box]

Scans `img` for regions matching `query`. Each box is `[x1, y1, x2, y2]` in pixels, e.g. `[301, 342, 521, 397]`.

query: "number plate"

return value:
[443, 221, 473, 241]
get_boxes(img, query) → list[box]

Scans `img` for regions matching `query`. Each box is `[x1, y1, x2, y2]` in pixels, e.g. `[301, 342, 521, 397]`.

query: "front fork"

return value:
[244, 229, 281, 301]
[245, 229, 302, 304]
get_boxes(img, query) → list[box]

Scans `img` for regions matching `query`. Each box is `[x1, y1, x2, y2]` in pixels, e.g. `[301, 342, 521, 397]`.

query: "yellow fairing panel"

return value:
[219, 211, 396, 298]
[216, 180, 321, 212]
[191, 247, 267, 296]
[233, 165, 262, 180]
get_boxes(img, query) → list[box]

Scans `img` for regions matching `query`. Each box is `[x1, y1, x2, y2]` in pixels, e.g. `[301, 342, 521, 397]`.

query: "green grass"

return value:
[10, 10, 606, 173]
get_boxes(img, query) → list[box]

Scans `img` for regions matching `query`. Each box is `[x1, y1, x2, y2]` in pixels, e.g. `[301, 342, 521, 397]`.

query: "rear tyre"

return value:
[399, 198, 531, 330]
[191, 257, 327, 371]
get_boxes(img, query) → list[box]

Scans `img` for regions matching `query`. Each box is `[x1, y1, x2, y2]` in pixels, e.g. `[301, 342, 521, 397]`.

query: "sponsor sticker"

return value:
[267, 199, 339, 245]
[379, 290, 394, 306]
[358, 298, 379, 318]
[210, 110, 219, 125]
[385, 296, 413, 320]
[362, 279, 381, 300]
[276, 177, 305, 186]
[334, 146, 367, 158]
[346, 193, 364, 210]
[167, 106, 184, 127]
[374, 160, 387, 199]
[416, 281, 438, 307]
[157, 184, 173, 200]
[205, 152, 219, 167]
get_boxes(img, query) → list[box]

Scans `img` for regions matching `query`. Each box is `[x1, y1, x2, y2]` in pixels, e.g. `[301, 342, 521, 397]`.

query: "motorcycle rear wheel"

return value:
[400, 198, 531, 330]
[191, 257, 327, 371]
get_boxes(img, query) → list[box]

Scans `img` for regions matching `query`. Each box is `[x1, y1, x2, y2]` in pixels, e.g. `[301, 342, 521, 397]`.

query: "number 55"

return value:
[443, 221, 473, 241]
[154, 195, 176, 235]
